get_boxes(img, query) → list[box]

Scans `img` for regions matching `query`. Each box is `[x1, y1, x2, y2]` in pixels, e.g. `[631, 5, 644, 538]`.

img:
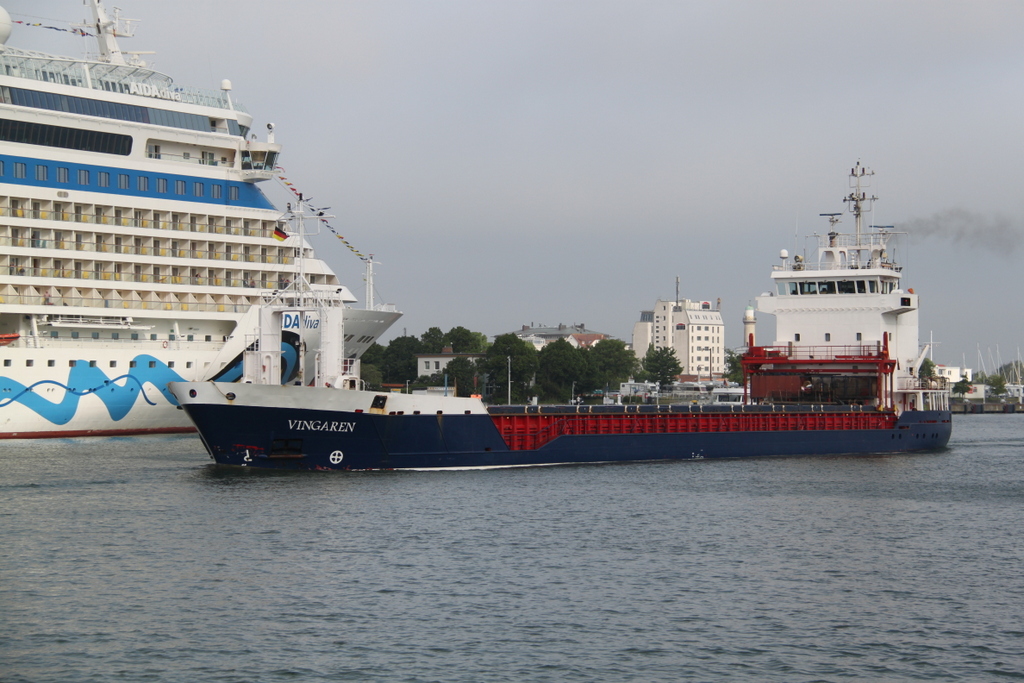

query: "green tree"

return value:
[483, 333, 538, 404]
[537, 338, 587, 402]
[952, 378, 972, 399]
[360, 342, 385, 367]
[643, 345, 682, 390]
[381, 335, 424, 384]
[918, 357, 936, 379]
[359, 342, 386, 387]
[446, 326, 488, 353]
[724, 348, 744, 384]
[443, 356, 480, 397]
[987, 374, 1007, 396]
[587, 339, 638, 391]
[360, 363, 383, 389]
[420, 326, 446, 353]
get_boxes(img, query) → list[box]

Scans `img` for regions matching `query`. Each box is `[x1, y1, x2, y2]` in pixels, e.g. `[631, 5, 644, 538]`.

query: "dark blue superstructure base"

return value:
[183, 404, 952, 470]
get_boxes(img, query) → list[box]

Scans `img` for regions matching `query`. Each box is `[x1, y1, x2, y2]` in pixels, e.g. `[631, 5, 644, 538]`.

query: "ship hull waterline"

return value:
[173, 389, 951, 471]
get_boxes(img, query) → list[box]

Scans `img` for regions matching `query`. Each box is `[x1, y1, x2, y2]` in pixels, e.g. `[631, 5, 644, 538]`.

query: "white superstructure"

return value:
[755, 162, 947, 412]
[0, 2, 400, 437]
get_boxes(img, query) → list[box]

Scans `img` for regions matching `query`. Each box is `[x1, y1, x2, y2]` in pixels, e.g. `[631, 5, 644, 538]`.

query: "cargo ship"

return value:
[170, 163, 952, 469]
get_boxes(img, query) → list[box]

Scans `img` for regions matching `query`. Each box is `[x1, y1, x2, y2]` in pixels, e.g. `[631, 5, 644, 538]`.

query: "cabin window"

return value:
[856, 333, 862, 341]
[799, 281, 817, 295]
[837, 281, 856, 294]
[868, 280, 878, 293]
[857, 280, 866, 293]
[57, 167, 69, 183]
[13, 162, 26, 178]
[818, 281, 836, 294]
[35, 165, 48, 181]
[795, 333, 801, 341]
[825, 333, 831, 342]
[78, 169, 89, 185]
[99, 171, 110, 187]
[118, 173, 129, 189]
[137, 176, 149, 191]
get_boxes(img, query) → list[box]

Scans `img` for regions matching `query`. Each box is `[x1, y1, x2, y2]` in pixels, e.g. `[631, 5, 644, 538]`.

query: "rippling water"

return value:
[2, 415, 1023, 682]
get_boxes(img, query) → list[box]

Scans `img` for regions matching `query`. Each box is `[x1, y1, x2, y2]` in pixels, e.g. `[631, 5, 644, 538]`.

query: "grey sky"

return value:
[8, 0, 1024, 371]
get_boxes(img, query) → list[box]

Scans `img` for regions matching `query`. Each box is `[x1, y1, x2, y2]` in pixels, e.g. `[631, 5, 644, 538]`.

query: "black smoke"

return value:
[903, 208, 1022, 252]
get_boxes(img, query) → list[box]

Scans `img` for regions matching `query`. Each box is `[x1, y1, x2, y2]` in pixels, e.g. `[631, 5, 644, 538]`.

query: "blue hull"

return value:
[182, 404, 952, 470]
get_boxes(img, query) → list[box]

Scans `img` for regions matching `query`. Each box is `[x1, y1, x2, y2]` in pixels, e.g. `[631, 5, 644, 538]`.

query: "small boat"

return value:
[0, 334, 19, 347]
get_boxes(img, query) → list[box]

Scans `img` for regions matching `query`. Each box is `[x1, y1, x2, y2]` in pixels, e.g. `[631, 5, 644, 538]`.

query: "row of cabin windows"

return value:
[793, 333, 863, 342]
[780, 280, 896, 295]
[4, 359, 192, 369]
[0, 160, 240, 201]
[43, 331, 215, 341]
[0, 86, 247, 138]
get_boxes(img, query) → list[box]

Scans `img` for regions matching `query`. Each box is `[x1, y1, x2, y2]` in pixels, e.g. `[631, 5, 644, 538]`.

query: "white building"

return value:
[631, 298, 725, 378]
[935, 365, 972, 383]
[415, 348, 485, 377]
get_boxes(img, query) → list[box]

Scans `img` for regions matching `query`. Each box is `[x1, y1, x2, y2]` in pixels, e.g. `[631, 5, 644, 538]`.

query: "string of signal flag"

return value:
[11, 19, 95, 37]
[275, 167, 370, 261]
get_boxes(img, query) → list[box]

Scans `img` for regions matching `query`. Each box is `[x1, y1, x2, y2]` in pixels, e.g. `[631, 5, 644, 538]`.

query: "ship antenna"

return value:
[283, 194, 327, 307]
[78, 0, 138, 65]
[364, 255, 376, 311]
[843, 161, 877, 245]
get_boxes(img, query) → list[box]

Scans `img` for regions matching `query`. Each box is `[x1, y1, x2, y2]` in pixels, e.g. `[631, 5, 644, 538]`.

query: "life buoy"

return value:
[162, 341, 168, 348]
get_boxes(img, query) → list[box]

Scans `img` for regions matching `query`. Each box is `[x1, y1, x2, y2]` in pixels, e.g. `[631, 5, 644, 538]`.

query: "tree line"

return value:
[358, 325, 697, 404]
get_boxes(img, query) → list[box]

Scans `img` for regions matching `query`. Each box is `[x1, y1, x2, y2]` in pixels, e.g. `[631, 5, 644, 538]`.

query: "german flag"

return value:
[273, 226, 288, 241]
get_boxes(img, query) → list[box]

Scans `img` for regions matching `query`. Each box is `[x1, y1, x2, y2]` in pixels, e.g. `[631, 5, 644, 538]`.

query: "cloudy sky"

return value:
[8, 0, 1024, 371]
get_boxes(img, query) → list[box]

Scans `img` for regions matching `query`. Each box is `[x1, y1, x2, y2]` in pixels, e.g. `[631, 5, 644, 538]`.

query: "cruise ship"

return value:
[0, 2, 401, 438]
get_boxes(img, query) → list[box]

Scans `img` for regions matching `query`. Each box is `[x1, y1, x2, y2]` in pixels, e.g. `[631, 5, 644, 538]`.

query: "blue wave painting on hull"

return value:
[0, 355, 184, 425]
[0, 337, 300, 425]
